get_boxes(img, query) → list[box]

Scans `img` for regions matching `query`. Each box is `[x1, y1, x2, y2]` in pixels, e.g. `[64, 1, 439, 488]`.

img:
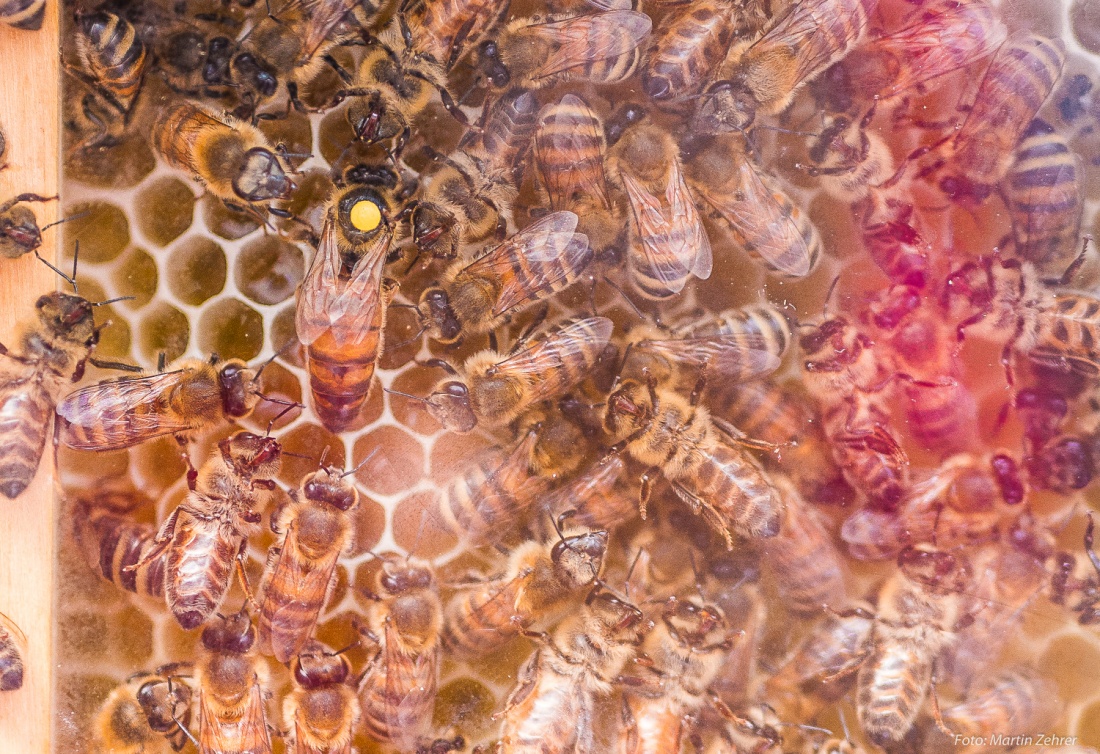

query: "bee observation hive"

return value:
[0, 0, 1099, 751]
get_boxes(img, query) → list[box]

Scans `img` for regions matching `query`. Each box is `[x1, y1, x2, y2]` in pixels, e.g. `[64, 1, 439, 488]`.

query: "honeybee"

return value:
[800, 317, 909, 510]
[131, 432, 282, 630]
[152, 100, 295, 210]
[296, 190, 396, 432]
[536, 455, 633, 537]
[417, 316, 613, 434]
[620, 596, 735, 754]
[520, 400, 597, 482]
[762, 476, 847, 616]
[479, 9, 652, 90]
[416, 210, 591, 345]
[56, 356, 264, 453]
[72, 11, 148, 117]
[0, 611, 24, 692]
[869, 284, 978, 455]
[947, 249, 1100, 382]
[857, 197, 932, 288]
[0, 286, 112, 499]
[93, 666, 195, 753]
[804, 109, 895, 204]
[73, 495, 165, 600]
[357, 557, 442, 747]
[840, 0, 1005, 104]
[257, 466, 358, 663]
[338, 19, 461, 149]
[196, 612, 273, 754]
[1003, 118, 1083, 271]
[1051, 514, 1100, 625]
[438, 430, 552, 548]
[284, 642, 360, 754]
[402, 0, 510, 71]
[442, 527, 607, 656]
[496, 587, 648, 754]
[710, 379, 855, 506]
[533, 94, 625, 266]
[409, 149, 517, 262]
[603, 375, 783, 549]
[941, 668, 1058, 741]
[472, 87, 540, 188]
[642, 0, 739, 101]
[0, 0, 44, 30]
[695, 0, 875, 133]
[840, 453, 1024, 561]
[764, 604, 873, 721]
[0, 193, 57, 259]
[686, 134, 822, 279]
[933, 32, 1066, 205]
[607, 120, 712, 299]
[857, 546, 970, 746]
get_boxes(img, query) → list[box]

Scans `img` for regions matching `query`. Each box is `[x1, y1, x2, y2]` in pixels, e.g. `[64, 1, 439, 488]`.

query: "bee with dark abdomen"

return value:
[72, 11, 148, 117]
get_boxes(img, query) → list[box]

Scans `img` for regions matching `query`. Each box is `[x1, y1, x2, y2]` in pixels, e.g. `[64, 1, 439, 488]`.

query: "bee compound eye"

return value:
[350, 199, 383, 233]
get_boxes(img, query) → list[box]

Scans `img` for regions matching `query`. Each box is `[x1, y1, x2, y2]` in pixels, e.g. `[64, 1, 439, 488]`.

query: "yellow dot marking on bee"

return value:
[350, 200, 382, 232]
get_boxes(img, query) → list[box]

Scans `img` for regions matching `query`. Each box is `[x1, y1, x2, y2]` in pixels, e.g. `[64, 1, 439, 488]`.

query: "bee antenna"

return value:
[39, 209, 91, 234]
[253, 338, 297, 380]
[332, 639, 360, 655]
[35, 250, 77, 291]
[624, 548, 646, 602]
[602, 276, 643, 319]
[384, 387, 427, 403]
[318, 446, 330, 468]
[280, 450, 315, 460]
[389, 323, 426, 350]
[91, 295, 136, 307]
[753, 123, 820, 138]
[838, 705, 851, 742]
[342, 447, 379, 478]
[406, 506, 431, 559]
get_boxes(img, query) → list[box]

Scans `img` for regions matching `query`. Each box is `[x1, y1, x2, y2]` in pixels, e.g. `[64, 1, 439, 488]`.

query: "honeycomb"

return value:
[47, 0, 1100, 751]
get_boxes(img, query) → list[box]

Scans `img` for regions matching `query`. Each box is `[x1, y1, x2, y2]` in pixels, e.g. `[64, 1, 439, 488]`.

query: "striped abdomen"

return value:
[824, 402, 908, 510]
[499, 670, 586, 754]
[670, 441, 782, 542]
[765, 484, 846, 615]
[75, 12, 147, 113]
[1034, 294, 1100, 373]
[439, 436, 547, 546]
[76, 507, 165, 599]
[306, 319, 381, 432]
[643, 1, 735, 100]
[621, 697, 683, 754]
[857, 641, 933, 745]
[534, 97, 609, 212]
[165, 513, 239, 630]
[696, 303, 792, 360]
[480, 89, 538, 181]
[410, 0, 505, 69]
[0, 379, 50, 499]
[862, 217, 931, 288]
[0, 0, 45, 30]
[359, 649, 437, 743]
[152, 101, 225, 175]
[943, 669, 1057, 737]
[1005, 119, 1082, 268]
[903, 379, 978, 455]
[948, 33, 1066, 194]
[442, 574, 526, 656]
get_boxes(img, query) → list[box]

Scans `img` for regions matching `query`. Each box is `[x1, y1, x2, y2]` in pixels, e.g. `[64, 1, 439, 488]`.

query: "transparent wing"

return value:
[526, 11, 652, 81]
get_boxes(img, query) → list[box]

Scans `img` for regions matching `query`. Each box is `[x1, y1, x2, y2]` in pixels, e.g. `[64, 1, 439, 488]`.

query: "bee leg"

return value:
[927, 668, 954, 738]
[1085, 513, 1100, 577]
[638, 467, 660, 521]
[235, 540, 260, 611]
[510, 304, 549, 353]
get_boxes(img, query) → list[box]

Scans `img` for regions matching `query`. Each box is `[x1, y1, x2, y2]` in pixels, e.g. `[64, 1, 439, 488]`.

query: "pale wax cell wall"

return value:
[51, 0, 1100, 751]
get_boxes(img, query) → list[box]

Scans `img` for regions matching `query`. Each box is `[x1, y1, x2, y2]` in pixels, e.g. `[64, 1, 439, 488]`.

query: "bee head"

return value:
[662, 597, 726, 648]
[204, 37, 233, 85]
[478, 40, 509, 88]
[694, 78, 756, 135]
[292, 645, 350, 689]
[425, 381, 476, 433]
[218, 360, 259, 418]
[234, 147, 295, 202]
[586, 588, 647, 642]
[0, 204, 43, 257]
[232, 52, 278, 98]
[37, 292, 96, 341]
[136, 676, 191, 734]
[223, 431, 282, 473]
[808, 115, 856, 166]
[897, 546, 969, 592]
[800, 318, 862, 371]
[379, 559, 434, 594]
[348, 91, 406, 144]
[411, 202, 458, 259]
[201, 612, 256, 654]
[303, 468, 359, 511]
[552, 529, 608, 588]
[603, 380, 651, 439]
[417, 287, 461, 343]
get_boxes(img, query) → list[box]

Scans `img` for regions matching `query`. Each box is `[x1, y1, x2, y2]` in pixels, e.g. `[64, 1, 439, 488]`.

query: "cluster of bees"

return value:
[3, 0, 1100, 750]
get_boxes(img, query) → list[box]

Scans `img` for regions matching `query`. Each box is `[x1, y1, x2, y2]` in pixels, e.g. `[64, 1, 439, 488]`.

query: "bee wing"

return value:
[489, 317, 614, 405]
[875, 1, 1006, 98]
[623, 171, 710, 294]
[300, 0, 362, 61]
[634, 335, 781, 381]
[535, 94, 611, 211]
[380, 621, 437, 749]
[55, 371, 198, 448]
[700, 159, 814, 278]
[0, 611, 27, 656]
[462, 211, 592, 317]
[756, 1, 869, 85]
[199, 681, 272, 754]
[296, 220, 389, 347]
[265, 528, 342, 661]
[524, 11, 652, 81]
[666, 160, 712, 280]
